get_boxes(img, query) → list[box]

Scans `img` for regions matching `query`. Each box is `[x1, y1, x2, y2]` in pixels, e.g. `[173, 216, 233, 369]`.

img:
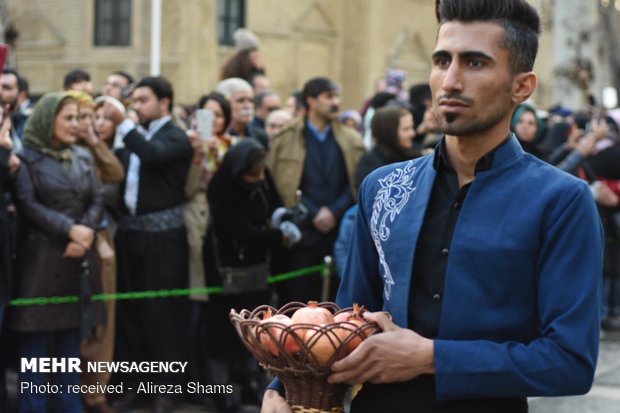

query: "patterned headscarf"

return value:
[22, 92, 77, 164]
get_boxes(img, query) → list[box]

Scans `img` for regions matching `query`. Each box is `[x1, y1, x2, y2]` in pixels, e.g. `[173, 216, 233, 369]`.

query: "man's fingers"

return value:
[363, 311, 397, 332]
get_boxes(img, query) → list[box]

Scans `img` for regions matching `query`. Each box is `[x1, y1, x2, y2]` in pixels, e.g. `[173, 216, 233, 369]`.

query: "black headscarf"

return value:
[371, 106, 419, 162]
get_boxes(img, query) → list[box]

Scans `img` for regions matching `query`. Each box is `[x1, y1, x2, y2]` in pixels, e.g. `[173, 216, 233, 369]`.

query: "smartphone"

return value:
[196, 108, 214, 142]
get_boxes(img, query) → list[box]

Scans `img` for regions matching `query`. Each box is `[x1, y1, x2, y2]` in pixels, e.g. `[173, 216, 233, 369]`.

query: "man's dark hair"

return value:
[435, 0, 540, 74]
[2, 68, 27, 93]
[409, 83, 431, 107]
[134, 76, 174, 112]
[112, 71, 134, 86]
[254, 90, 278, 109]
[302, 77, 339, 109]
[291, 91, 304, 112]
[63, 68, 91, 89]
[197, 92, 231, 132]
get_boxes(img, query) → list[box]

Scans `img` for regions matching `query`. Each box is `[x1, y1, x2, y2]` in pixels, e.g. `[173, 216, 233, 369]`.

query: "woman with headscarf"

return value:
[335, 106, 419, 277]
[203, 139, 300, 411]
[10, 92, 104, 413]
[354, 106, 419, 189]
[510, 103, 547, 159]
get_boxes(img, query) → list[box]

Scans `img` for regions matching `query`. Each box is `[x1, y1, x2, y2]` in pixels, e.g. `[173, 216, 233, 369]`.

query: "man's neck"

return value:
[307, 112, 329, 132]
[444, 122, 511, 187]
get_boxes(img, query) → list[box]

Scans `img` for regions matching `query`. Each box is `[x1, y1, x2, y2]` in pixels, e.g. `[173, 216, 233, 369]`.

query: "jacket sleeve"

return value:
[124, 126, 193, 166]
[13, 159, 74, 241]
[335, 179, 383, 311]
[434, 182, 603, 400]
[88, 139, 125, 183]
[79, 162, 104, 230]
[0, 147, 10, 186]
[327, 188, 353, 220]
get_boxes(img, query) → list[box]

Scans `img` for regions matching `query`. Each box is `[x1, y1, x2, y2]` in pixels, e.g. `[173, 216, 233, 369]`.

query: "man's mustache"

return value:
[437, 94, 473, 105]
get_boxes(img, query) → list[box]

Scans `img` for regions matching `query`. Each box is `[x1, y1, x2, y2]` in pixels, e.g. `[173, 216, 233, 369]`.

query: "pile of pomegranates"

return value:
[254, 301, 376, 366]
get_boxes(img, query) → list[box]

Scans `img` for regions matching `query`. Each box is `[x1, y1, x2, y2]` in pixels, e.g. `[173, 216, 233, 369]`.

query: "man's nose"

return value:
[442, 63, 463, 93]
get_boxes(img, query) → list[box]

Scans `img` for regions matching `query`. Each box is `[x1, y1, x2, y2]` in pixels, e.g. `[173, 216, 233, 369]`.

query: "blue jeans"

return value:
[19, 329, 82, 413]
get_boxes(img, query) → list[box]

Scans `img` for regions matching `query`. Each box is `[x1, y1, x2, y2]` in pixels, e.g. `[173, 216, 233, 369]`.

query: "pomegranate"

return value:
[333, 303, 365, 323]
[333, 304, 371, 353]
[257, 309, 300, 356]
[304, 324, 338, 365]
[291, 301, 335, 339]
[291, 301, 335, 324]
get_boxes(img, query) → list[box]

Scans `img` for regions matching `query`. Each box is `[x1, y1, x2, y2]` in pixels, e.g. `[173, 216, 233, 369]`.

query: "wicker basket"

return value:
[229, 301, 379, 413]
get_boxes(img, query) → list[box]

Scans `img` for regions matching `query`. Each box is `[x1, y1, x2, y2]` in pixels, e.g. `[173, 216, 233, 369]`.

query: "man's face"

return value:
[77, 106, 94, 139]
[256, 94, 281, 121]
[0, 73, 19, 112]
[69, 80, 94, 95]
[308, 90, 340, 122]
[131, 86, 166, 126]
[102, 74, 129, 100]
[230, 89, 254, 125]
[430, 21, 515, 138]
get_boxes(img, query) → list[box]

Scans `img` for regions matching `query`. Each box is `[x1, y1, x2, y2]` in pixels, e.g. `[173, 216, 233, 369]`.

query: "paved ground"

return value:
[529, 327, 620, 413]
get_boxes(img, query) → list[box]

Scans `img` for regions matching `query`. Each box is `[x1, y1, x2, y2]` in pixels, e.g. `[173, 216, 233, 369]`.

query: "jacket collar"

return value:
[432, 133, 522, 174]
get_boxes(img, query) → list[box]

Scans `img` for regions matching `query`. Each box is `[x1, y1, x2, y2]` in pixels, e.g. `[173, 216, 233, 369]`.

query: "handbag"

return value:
[219, 262, 270, 295]
[210, 225, 270, 295]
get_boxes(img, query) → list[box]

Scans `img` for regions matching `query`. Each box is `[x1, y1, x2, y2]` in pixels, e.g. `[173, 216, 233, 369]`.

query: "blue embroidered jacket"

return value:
[337, 135, 604, 400]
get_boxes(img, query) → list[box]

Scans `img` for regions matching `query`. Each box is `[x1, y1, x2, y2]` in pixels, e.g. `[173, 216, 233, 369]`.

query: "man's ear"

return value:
[512, 72, 537, 104]
[160, 97, 171, 114]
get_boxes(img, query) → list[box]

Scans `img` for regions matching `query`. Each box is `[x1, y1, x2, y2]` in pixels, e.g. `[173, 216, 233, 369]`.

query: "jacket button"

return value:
[433, 293, 441, 302]
[441, 248, 449, 256]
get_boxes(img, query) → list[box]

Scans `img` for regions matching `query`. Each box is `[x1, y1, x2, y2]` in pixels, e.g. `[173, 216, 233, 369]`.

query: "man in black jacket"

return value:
[107, 76, 193, 413]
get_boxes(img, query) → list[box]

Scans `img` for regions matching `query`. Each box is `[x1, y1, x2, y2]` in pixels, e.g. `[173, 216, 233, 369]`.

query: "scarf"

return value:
[22, 92, 74, 169]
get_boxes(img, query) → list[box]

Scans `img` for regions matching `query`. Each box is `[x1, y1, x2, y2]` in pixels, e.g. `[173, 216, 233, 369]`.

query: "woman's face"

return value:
[53, 102, 79, 145]
[515, 111, 538, 142]
[203, 99, 226, 136]
[397, 113, 416, 149]
[94, 106, 116, 143]
[242, 161, 266, 184]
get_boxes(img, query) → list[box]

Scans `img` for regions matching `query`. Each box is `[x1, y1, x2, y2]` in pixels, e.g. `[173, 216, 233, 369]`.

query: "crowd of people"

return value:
[0, 5, 619, 412]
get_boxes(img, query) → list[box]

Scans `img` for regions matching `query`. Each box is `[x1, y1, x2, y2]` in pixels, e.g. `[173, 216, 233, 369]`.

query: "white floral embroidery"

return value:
[370, 162, 417, 301]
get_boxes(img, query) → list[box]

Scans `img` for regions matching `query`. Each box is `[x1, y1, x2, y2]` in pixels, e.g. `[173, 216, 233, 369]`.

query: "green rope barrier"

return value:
[8, 263, 328, 307]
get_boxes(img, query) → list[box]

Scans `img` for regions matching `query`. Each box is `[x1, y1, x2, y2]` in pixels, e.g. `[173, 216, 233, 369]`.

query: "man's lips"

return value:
[438, 99, 469, 113]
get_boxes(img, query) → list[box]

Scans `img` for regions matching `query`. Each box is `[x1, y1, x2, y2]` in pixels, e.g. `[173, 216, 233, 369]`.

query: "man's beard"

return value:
[0, 98, 17, 114]
[436, 101, 509, 137]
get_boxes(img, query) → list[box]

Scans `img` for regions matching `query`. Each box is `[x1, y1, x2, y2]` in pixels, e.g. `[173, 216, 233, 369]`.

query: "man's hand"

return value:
[63, 241, 87, 258]
[186, 130, 203, 165]
[68, 224, 95, 250]
[312, 206, 336, 234]
[0, 116, 13, 150]
[261, 389, 291, 413]
[328, 312, 434, 385]
[594, 182, 620, 208]
[8, 152, 20, 174]
[103, 100, 127, 127]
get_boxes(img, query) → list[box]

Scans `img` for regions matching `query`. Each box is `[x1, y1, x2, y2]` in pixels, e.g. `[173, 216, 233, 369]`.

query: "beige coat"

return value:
[268, 118, 366, 207]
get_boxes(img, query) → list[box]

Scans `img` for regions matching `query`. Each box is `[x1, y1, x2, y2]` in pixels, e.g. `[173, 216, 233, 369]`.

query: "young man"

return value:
[263, 1, 603, 412]
[106, 76, 193, 412]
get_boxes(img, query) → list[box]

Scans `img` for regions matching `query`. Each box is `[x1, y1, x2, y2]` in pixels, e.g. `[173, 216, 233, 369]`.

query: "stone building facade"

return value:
[6, 0, 555, 109]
